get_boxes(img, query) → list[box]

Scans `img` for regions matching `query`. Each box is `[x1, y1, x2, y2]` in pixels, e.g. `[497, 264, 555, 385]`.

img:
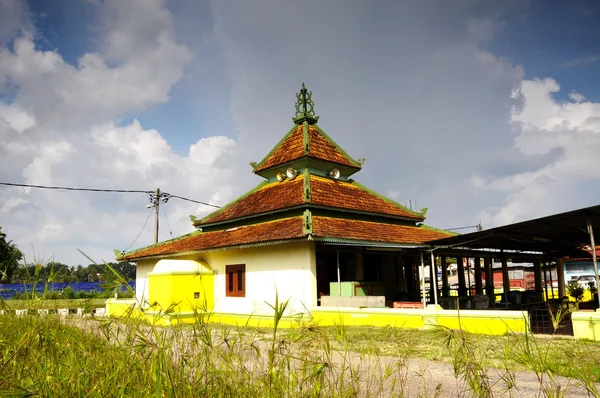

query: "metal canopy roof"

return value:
[427, 204, 600, 257]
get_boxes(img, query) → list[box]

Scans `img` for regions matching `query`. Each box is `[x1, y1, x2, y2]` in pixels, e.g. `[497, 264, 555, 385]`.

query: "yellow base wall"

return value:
[572, 311, 600, 341]
[106, 301, 528, 335]
[311, 307, 424, 329]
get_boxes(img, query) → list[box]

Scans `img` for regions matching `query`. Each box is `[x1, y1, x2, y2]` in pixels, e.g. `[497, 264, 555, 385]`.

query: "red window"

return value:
[226, 264, 245, 297]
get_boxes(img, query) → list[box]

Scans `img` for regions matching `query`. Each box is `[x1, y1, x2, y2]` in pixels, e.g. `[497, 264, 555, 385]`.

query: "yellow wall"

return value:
[432, 310, 528, 335]
[147, 260, 214, 315]
[572, 311, 600, 341]
[311, 307, 424, 328]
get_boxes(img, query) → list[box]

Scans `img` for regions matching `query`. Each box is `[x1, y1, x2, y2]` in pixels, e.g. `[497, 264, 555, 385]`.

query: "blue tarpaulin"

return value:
[0, 281, 135, 299]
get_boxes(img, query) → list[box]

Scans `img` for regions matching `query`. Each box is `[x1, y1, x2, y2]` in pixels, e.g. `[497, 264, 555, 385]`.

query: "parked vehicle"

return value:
[577, 275, 596, 289]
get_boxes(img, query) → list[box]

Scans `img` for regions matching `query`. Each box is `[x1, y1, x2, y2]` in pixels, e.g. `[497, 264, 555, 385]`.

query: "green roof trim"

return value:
[303, 168, 311, 202]
[303, 121, 309, 154]
[350, 180, 425, 220]
[252, 124, 299, 172]
[195, 180, 269, 224]
[311, 124, 362, 168]
[117, 229, 203, 261]
[418, 223, 459, 237]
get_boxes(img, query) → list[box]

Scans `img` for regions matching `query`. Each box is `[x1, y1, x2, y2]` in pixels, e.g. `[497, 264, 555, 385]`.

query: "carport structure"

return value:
[425, 205, 600, 311]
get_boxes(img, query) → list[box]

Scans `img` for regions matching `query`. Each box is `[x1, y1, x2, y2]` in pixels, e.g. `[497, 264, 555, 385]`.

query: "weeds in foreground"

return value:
[2, 256, 600, 396]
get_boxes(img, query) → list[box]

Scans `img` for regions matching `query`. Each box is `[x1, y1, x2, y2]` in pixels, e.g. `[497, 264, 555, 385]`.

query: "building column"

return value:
[441, 256, 449, 297]
[430, 252, 438, 305]
[533, 259, 543, 301]
[457, 256, 466, 297]
[501, 256, 510, 306]
[484, 257, 494, 307]
[557, 257, 566, 299]
[474, 257, 483, 295]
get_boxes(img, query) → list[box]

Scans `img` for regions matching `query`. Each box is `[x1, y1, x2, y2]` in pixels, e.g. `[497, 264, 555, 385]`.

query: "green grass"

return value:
[2, 310, 600, 397]
[1, 298, 107, 310]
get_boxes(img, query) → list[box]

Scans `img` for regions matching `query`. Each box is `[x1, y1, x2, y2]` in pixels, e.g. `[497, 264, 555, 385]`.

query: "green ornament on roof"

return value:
[293, 82, 320, 125]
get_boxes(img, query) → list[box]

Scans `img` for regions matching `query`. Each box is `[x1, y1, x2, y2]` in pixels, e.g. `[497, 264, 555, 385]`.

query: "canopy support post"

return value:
[431, 251, 438, 306]
[588, 220, 599, 308]
[420, 252, 426, 307]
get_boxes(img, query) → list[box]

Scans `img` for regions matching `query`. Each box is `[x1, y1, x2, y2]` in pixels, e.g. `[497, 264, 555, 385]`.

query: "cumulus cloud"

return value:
[476, 78, 600, 226]
[0, 0, 241, 265]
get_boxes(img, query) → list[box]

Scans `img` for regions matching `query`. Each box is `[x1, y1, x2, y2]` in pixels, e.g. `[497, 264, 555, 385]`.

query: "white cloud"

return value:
[0, 0, 242, 265]
[570, 91, 586, 103]
[0, 103, 35, 133]
[476, 78, 600, 226]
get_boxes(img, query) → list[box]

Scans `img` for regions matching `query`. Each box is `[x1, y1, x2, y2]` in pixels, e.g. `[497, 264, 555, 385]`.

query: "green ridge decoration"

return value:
[303, 121, 310, 154]
[252, 124, 299, 172]
[311, 124, 362, 168]
[293, 83, 319, 125]
[196, 181, 269, 224]
[303, 169, 311, 202]
[302, 209, 313, 234]
[350, 180, 424, 220]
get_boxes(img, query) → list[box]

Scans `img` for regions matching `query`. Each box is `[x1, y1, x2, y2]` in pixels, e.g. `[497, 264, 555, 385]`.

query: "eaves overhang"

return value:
[118, 237, 310, 263]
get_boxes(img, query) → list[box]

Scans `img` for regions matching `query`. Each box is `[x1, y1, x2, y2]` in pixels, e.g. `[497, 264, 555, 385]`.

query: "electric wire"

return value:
[0, 181, 221, 208]
[122, 209, 153, 253]
[161, 202, 174, 239]
[168, 194, 221, 208]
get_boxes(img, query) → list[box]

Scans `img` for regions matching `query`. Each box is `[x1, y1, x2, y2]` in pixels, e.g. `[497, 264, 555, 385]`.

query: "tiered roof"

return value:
[119, 84, 453, 261]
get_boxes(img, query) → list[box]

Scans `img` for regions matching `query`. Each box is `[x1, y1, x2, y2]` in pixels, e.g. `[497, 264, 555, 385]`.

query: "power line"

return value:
[0, 181, 150, 193]
[168, 194, 220, 208]
[0, 181, 221, 208]
[122, 209, 154, 253]
[161, 202, 174, 239]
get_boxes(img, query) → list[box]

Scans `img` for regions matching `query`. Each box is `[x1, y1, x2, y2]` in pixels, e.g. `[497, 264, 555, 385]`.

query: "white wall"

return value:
[203, 241, 316, 315]
[133, 241, 317, 316]
[135, 260, 154, 307]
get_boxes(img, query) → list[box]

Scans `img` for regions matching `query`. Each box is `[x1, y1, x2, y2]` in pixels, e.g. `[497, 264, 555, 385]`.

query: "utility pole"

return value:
[148, 188, 169, 245]
[154, 187, 160, 244]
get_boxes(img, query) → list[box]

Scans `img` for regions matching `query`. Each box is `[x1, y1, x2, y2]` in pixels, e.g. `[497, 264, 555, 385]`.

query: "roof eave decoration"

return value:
[293, 83, 319, 125]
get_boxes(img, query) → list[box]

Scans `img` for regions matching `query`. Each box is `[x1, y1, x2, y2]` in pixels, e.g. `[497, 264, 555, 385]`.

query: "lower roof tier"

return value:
[196, 173, 424, 226]
[119, 215, 453, 261]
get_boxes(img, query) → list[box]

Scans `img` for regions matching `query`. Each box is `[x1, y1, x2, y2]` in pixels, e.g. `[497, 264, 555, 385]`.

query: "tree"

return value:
[0, 227, 23, 283]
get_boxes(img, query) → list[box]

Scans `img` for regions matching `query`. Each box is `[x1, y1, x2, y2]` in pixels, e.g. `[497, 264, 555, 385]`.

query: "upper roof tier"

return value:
[251, 83, 363, 178]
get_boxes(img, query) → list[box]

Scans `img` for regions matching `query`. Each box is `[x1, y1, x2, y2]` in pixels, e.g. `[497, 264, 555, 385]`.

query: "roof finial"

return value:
[293, 82, 319, 125]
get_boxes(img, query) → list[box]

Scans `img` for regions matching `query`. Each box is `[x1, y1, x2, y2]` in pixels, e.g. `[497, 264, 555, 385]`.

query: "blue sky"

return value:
[1, 0, 600, 265]
[25, 0, 600, 157]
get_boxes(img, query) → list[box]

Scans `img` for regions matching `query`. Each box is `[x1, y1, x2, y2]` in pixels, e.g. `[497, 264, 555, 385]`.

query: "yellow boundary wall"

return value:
[106, 299, 527, 335]
[572, 311, 600, 341]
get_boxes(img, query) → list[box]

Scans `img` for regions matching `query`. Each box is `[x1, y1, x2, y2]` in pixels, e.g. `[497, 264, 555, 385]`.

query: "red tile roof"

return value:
[310, 176, 422, 220]
[255, 125, 305, 172]
[307, 126, 358, 168]
[121, 217, 305, 260]
[199, 176, 305, 224]
[197, 174, 422, 226]
[312, 216, 453, 244]
[254, 125, 360, 172]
